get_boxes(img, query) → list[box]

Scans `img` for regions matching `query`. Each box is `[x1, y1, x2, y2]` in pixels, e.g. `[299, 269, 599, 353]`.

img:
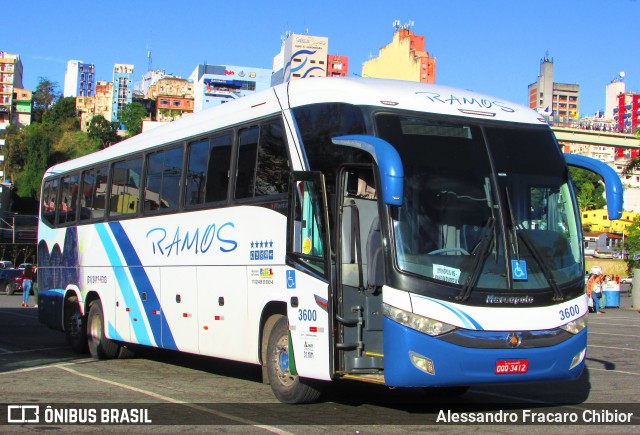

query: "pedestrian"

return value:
[586, 274, 596, 313]
[593, 274, 605, 314]
[586, 273, 605, 314]
[32, 266, 38, 308]
[21, 264, 34, 308]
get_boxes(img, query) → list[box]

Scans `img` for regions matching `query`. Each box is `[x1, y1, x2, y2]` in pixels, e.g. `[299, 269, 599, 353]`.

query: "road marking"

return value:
[56, 365, 292, 434]
[0, 346, 68, 355]
[588, 344, 640, 352]
[588, 331, 640, 338]
[0, 359, 95, 375]
[588, 367, 640, 377]
[588, 322, 640, 327]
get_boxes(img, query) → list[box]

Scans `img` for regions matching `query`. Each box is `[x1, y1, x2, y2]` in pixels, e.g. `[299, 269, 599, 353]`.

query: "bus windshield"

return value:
[376, 113, 582, 292]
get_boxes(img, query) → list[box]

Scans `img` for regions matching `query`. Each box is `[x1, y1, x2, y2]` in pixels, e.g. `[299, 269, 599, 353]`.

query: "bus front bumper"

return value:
[382, 317, 586, 387]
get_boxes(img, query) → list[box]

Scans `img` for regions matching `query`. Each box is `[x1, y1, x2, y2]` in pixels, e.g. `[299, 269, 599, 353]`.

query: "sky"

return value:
[4, 0, 639, 117]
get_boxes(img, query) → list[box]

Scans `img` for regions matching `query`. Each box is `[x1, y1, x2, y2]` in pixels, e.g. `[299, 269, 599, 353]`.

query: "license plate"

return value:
[495, 359, 528, 374]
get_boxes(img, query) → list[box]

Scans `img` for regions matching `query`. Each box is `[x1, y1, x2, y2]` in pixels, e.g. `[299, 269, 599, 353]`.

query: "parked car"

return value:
[621, 276, 633, 284]
[0, 260, 14, 269]
[0, 268, 23, 295]
[593, 249, 615, 259]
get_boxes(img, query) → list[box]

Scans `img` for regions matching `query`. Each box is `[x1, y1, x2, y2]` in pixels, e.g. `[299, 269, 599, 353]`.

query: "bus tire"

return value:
[266, 315, 322, 404]
[87, 300, 120, 359]
[64, 296, 88, 354]
[117, 345, 136, 359]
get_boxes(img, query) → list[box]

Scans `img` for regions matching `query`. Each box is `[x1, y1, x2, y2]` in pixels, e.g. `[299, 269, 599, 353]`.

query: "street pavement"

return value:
[0, 288, 638, 433]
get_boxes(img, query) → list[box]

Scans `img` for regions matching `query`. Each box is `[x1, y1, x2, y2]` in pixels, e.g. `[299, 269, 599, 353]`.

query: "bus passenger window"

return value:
[206, 134, 232, 202]
[185, 133, 232, 206]
[144, 145, 183, 213]
[186, 139, 208, 205]
[58, 174, 79, 225]
[41, 179, 59, 226]
[292, 178, 327, 275]
[235, 126, 259, 199]
[255, 120, 289, 197]
[80, 165, 108, 221]
[109, 157, 142, 217]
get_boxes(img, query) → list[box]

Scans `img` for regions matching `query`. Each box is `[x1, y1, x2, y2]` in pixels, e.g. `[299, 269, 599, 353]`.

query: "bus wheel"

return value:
[87, 300, 120, 359]
[117, 345, 136, 359]
[64, 296, 88, 354]
[266, 315, 322, 404]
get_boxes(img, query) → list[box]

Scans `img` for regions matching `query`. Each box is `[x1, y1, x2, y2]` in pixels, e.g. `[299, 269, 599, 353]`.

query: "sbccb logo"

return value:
[7, 405, 40, 423]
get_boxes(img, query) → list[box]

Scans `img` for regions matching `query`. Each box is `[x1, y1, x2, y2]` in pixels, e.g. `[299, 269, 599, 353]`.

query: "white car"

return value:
[620, 276, 633, 284]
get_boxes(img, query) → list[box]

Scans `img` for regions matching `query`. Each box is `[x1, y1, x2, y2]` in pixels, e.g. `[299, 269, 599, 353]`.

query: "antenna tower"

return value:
[147, 44, 152, 71]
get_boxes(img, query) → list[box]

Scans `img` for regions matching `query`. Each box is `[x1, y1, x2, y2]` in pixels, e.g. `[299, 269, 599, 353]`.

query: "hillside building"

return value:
[112, 64, 134, 123]
[362, 23, 435, 83]
[528, 54, 580, 121]
[63, 60, 96, 97]
[190, 64, 271, 112]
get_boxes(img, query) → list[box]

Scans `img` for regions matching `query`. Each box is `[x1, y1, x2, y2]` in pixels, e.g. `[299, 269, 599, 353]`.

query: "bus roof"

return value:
[45, 77, 546, 177]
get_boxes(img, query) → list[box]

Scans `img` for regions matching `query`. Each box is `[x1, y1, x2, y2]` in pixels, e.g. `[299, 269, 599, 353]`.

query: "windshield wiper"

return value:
[503, 187, 564, 302]
[516, 228, 564, 302]
[504, 187, 520, 261]
[456, 217, 495, 302]
[456, 177, 498, 302]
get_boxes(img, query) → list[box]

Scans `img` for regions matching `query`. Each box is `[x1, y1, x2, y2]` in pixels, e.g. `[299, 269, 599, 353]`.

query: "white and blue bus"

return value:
[37, 77, 623, 403]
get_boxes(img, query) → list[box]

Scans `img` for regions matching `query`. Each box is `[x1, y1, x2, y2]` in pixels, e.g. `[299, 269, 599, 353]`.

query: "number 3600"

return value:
[298, 309, 317, 322]
[559, 304, 580, 321]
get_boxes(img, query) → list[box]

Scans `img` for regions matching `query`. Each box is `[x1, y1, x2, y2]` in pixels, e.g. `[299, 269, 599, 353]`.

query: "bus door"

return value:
[335, 167, 384, 376]
[286, 171, 333, 381]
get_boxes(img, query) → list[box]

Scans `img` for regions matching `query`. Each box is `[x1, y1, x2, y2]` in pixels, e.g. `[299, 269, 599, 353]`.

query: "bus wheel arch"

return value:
[259, 302, 288, 383]
[64, 293, 88, 354]
[86, 298, 120, 359]
[265, 314, 322, 404]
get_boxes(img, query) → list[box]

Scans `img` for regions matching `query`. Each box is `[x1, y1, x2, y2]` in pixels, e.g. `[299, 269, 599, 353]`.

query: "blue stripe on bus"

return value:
[95, 223, 153, 346]
[418, 295, 484, 330]
[108, 221, 177, 350]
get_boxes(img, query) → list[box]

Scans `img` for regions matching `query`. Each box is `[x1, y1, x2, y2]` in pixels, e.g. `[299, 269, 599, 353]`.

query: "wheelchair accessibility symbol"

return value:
[286, 270, 297, 289]
[511, 260, 528, 281]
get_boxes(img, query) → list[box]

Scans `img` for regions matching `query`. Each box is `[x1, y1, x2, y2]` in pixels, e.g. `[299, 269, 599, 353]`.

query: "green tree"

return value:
[14, 123, 56, 199]
[569, 167, 606, 211]
[119, 102, 147, 137]
[87, 115, 121, 148]
[42, 96, 78, 128]
[32, 77, 60, 123]
[624, 215, 640, 272]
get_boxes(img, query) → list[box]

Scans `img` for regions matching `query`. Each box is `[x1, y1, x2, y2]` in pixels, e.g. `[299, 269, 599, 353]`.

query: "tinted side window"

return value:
[109, 157, 142, 218]
[58, 174, 79, 225]
[41, 179, 59, 226]
[255, 120, 289, 197]
[144, 145, 183, 213]
[79, 165, 109, 221]
[235, 126, 259, 199]
[185, 133, 232, 207]
[206, 134, 232, 202]
[293, 103, 368, 196]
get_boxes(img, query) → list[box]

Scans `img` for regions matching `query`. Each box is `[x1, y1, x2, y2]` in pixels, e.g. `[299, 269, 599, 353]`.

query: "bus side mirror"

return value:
[332, 135, 404, 206]
[564, 153, 623, 220]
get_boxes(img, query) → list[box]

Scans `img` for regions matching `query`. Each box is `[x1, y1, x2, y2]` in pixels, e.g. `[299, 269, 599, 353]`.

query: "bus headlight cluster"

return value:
[560, 314, 588, 335]
[382, 303, 457, 336]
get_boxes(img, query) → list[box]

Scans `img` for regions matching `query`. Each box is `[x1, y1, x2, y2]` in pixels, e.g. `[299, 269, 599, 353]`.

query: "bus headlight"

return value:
[382, 303, 457, 336]
[560, 314, 588, 335]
